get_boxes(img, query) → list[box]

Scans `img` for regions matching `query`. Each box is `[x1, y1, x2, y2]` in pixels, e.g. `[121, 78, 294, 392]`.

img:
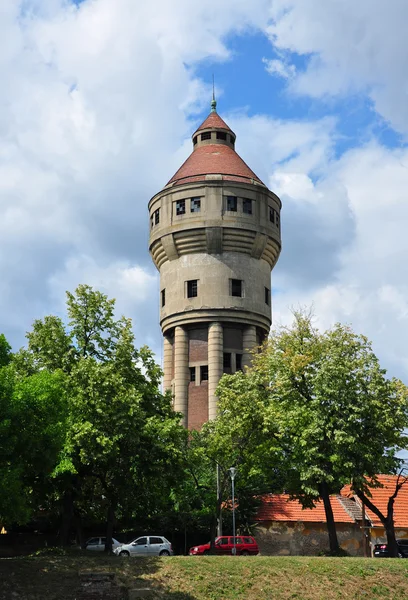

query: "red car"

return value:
[189, 535, 259, 556]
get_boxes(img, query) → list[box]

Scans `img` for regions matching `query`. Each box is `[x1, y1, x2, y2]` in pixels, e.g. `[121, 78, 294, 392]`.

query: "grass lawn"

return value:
[1, 552, 408, 599]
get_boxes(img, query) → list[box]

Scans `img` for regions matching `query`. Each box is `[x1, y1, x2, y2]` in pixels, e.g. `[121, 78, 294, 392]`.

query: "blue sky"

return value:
[1, 0, 408, 399]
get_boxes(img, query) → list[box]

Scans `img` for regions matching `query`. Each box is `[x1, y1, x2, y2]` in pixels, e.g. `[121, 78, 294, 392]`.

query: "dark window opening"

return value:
[154, 208, 160, 225]
[201, 132, 211, 141]
[187, 279, 198, 298]
[223, 353, 231, 369]
[236, 353, 242, 371]
[216, 131, 227, 140]
[176, 200, 186, 216]
[275, 212, 280, 228]
[243, 199, 252, 215]
[200, 365, 208, 381]
[150, 215, 154, 229]
[230, 135, 235, 144]
[191, 197, 201, 213]
[193, 136, 198, 145]
[269, 206, 274, 223]
[190, 367, 196, 382]
[226, 196, 237, 211]
[231, 279, 242, 297]
[161, 289, 165, 307]
[265, 287, 270, 306]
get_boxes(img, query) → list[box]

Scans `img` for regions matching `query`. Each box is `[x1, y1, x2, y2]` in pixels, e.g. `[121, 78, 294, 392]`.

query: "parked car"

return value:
[84, 537, 121, 552]
[374, 539, 408, 558]
[114, 536, 173, 557]
[189, 535, 259, 556]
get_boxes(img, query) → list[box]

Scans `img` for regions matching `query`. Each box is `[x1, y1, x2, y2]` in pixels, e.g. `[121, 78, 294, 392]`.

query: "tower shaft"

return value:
[149, 107, 281, 428]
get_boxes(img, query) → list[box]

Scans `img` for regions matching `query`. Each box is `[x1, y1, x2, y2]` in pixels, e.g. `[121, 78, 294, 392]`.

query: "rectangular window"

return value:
[231, 279, 242, 297]
[200, 365, 208, 381]
[226, 196, 237, 211]
[269, 206, 274, 223]
[223, 353, 231, 369]
[176, 200, 186, 216]
[230, 135, 235, 145]
[154, 208, 160, 225]
[265, 287, 270, 306]
[193, 136, 198, 145]
[191, 197, 201, 213]
[189, 367, 196, 382]
[150, 215, 154, 229]
[236, 353, 242, 371]
[187, 279, 198, 298]
[201, 132, 211, 141]
[216, 131, 227, 140]
[275, 211, 280, 229]
[243, 199, 252, 215]
[161, 289, 165, 307]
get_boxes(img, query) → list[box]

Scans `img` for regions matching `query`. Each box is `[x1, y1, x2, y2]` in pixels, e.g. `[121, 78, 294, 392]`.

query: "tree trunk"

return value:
[354, 487, 400, 558]
[74, 512, 85, 549]
[105, 503, 115, 553]
[59, 490, 73, 547]
[319, 481, 340, 554]
[385, 496, 398, 557]
[209, 515, 217, 554]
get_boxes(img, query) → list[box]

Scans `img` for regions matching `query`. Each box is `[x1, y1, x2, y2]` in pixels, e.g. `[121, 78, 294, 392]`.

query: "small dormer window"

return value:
[217, 132, 227, 140]
[226, 196, 237, 212]
[201, 132, 211, 141]
[175, 200, 186, 216]
[191, 198, 201, 213]
[243, 199, 252, 215]
[154, 208, 160, 225]
[229, 135, 235, 145]
[193, 136, 198, 145]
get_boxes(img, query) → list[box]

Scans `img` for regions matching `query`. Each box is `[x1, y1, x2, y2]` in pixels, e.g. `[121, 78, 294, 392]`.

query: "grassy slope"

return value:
[1, 554, 408, 600]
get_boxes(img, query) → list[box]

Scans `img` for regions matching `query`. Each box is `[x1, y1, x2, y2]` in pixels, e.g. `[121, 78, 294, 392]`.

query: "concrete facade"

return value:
[148, 104, 281, 427]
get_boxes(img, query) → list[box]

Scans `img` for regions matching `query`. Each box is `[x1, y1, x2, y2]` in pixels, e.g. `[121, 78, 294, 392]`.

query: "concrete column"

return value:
[174, 326, 189, 427]
[162, 335, 173, 393]
[208, 322, 223, 420]
[242, 325, 257, 370]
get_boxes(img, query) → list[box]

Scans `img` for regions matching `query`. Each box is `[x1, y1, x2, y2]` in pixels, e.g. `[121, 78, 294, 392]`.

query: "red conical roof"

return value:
[167, 144, 264, 186]
[194, 112, 234, 135]
[167, 109, 264, 187]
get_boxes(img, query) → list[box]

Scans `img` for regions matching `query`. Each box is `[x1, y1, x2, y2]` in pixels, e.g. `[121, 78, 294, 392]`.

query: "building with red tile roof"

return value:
[256, 493, 356, 524]
[254, 476, 408, 556]
[341, 474, 408, 529]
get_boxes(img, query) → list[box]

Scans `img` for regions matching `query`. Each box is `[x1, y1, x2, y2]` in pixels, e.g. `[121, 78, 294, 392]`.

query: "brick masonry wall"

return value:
[189, 328, 208, 362]
[188, 381, 208, 430]
[256, 521, 364, 557]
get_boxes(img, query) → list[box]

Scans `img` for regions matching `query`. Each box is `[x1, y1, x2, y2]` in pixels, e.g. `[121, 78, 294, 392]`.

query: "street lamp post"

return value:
[229, 467, 237, 556]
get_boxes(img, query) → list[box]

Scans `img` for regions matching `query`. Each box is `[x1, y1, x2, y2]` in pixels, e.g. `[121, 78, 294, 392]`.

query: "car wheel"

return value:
[203, 550, 210, 555]
[119, 550, 130, 557]
[159, 550, 170, 556]
[398, 552, 403, 558]
[241, 550, 249, 556]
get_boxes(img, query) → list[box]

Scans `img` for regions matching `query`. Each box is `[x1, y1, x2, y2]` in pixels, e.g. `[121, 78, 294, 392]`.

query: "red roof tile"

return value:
[194, 112, 234, 135]
[256, 494, 355, 524]
[167, 143, 264, 187]
[341, 475, 408, 528]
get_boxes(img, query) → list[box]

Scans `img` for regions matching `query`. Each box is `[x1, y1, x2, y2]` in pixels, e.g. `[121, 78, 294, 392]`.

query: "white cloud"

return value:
[265, 0, 408, 134]
[262, 57, 296, 80]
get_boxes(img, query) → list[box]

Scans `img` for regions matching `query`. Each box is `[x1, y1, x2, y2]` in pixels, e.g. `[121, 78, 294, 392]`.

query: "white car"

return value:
[85, 536, 121, 551]
[114, 535, 173, 557]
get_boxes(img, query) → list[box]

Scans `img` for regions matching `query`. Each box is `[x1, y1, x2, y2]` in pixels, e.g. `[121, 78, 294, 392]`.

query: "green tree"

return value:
[0, 360, 67, 525]
[0, 334, 12, 367]
[216, 311, 408, 555]
[15, 285, 187, 551]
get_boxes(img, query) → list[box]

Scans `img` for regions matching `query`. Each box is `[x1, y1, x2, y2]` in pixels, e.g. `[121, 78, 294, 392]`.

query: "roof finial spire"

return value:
[211, 74, 217, 112]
